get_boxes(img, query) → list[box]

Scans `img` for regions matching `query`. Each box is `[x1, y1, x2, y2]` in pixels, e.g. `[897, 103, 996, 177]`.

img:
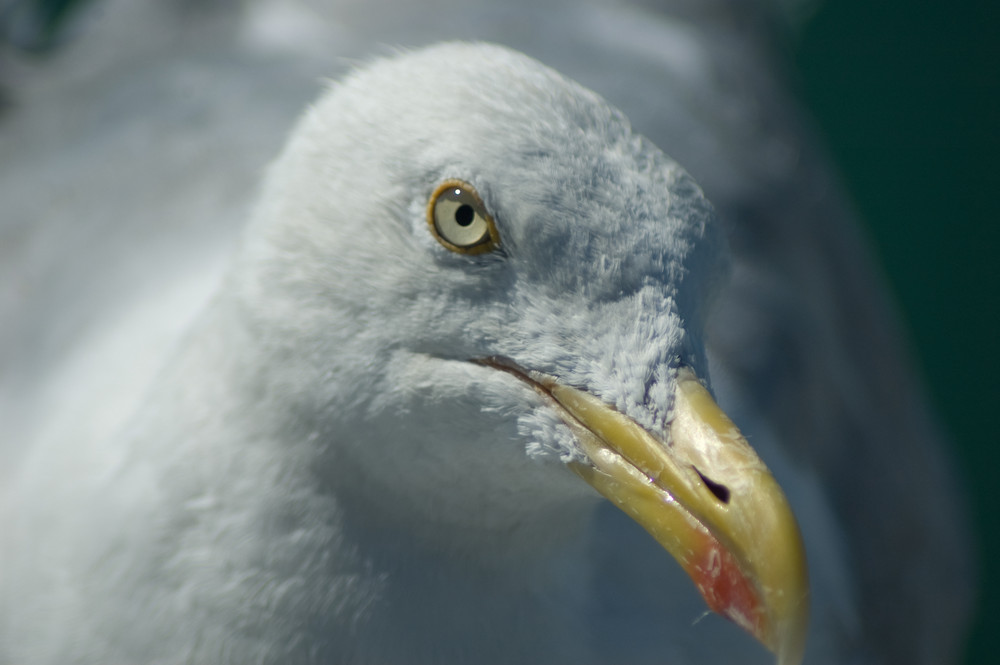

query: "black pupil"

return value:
[454, 204, 475, 227]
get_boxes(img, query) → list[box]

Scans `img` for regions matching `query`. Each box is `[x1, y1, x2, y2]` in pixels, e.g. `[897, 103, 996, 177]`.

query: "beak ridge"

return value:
[551, 367, 809, 665]
[473, 357, 809, 664]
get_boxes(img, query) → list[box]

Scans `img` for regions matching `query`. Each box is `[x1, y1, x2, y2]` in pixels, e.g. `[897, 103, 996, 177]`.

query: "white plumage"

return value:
[0, 2, 973, 664]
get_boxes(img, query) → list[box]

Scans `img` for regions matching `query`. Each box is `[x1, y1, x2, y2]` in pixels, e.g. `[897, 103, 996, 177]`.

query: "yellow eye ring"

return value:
[427, 179, 500, 254]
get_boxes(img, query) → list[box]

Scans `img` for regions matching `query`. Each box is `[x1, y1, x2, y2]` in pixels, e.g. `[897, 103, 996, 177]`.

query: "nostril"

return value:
[694, 467, 731, 504]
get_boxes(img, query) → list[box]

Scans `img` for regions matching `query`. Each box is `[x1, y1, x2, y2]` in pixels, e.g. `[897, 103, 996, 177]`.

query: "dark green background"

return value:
[795, 2, 998, 663]
[3, 0, 996, 661]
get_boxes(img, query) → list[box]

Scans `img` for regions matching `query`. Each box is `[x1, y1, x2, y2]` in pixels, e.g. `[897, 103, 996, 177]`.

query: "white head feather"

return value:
[4, 42, 760, 664]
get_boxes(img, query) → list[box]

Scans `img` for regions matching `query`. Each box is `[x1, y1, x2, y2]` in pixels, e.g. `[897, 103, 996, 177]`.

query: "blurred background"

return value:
[794, 3, 997, 663]
[2, 0, 996, 662]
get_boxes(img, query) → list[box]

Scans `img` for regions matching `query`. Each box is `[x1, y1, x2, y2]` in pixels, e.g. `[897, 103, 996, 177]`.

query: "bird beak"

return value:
[478, 360, 809, 665]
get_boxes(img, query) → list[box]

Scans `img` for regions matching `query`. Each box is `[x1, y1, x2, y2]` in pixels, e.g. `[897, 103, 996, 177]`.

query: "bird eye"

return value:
[427, 180, 499, 254]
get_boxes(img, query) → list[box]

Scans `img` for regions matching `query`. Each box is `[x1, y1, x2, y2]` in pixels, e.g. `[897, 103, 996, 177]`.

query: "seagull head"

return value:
[231, 42, 808, 663]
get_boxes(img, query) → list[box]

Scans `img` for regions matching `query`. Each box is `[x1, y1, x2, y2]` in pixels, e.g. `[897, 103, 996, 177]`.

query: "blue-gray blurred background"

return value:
[2, 0, 996, 662]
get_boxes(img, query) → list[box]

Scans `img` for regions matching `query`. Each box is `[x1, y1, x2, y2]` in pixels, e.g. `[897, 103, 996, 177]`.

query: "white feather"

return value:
[0, 2, 973, 664]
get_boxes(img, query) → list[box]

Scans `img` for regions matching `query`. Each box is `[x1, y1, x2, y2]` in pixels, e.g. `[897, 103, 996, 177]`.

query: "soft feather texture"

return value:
[0, 1, 974, 664]
[2, 43, 744, 663]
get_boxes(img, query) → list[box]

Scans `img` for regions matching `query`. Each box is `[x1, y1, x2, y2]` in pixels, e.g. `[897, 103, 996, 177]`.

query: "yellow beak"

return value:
[480, 360, 809, 665]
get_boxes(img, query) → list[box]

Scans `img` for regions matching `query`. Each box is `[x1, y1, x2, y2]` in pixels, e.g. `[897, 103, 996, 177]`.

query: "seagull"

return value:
[0, 2, 974, 665]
